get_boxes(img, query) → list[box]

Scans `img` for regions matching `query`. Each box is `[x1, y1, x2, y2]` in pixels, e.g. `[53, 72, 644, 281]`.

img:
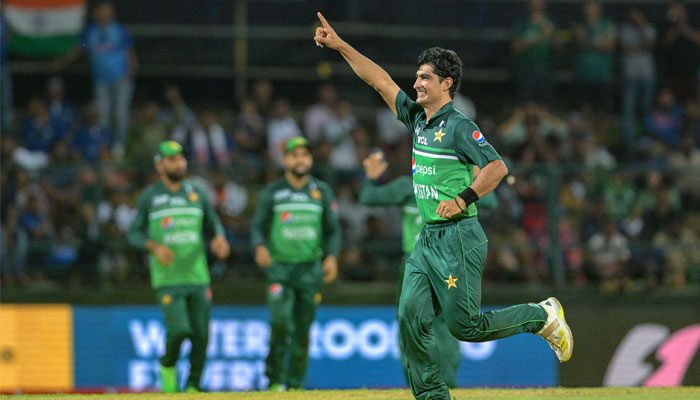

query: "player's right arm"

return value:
[359, 152, 412, 206]
[127, 190, 174, 265]
[250, 186, 273, 268]
[314, 12, 400, 116]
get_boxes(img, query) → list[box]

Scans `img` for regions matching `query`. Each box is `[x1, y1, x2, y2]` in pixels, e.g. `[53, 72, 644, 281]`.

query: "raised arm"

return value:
[314, 12, 400, 115]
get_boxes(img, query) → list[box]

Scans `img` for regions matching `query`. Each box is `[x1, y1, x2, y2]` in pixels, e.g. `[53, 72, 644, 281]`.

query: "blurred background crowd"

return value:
[1, 0, 699, 296]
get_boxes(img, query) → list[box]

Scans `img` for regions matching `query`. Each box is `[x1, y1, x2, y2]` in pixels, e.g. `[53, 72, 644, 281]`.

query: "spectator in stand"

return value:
[18, 194, 54, 275]
[652, 214, 700, 287]
[321, 100, 358, 146]
[588, 217, 631, 292]
[603, 172, 636, 223]
[266, 98, 301, 168]
[633, 170, 682, 237]
[619, 6, 656, 156]
[669, 136, 700, 202]
[162, 84, 195, 129]
[73, 104, 114, 164]
[172, 110, 233, 169]
[127, 101, 168, 163]
[646, 88, 684, 150]
[16, 99, 63, 170]
[511, 0, 556, 105]
[46, 77, 77, 138]
[304, 83, 338, 143]
[232, 98, 266, 159]
[251, 79, 274, 118]
[54, 1, 137, 158]
[573, 1, 616, 113]
[659, 1, 700, 104]
[498, 102, 568, 159]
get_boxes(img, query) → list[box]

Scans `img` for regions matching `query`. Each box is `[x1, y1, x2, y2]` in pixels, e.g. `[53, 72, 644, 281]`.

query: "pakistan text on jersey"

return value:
[273, 189, 312, 202]
[152, 195, 189, 207]
[162, 231, 200, 245]
[413, 183, 439, 200]
[281, 226, 318, 240]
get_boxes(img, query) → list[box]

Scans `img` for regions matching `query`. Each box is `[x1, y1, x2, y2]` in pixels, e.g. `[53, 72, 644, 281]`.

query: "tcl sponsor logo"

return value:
[604, 324, 700, 387]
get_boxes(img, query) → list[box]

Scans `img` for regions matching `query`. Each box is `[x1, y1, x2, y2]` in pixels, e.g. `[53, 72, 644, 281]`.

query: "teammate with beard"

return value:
[128, 140, 230, 393]
[251, 137, 341, 391]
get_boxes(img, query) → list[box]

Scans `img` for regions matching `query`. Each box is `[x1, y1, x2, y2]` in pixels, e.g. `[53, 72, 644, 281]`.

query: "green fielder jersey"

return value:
[250, 176, 341, 264]
[395, 90, 503, 224]
[359, 176, 423, 254]
[359, 175, 500, 254]
[127, 180, 225, 289]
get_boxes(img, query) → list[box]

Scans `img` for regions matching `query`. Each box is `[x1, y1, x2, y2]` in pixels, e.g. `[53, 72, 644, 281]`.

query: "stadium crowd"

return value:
[1, 1, 699, 293]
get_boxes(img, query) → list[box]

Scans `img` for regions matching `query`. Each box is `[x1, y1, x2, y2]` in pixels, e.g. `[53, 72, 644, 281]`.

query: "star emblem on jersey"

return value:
[433, 128, 447, 142]
[311, 189, 322, 200]
[188, 192, 199, 202]
[445, 274, 458, 289]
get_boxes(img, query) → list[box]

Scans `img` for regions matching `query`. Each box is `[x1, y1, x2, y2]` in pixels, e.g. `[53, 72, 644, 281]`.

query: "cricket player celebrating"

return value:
[128, 141, 230, 393]
[251, 137, 341, 391]
[315, 13, 572, 400]
[360, 151, 499, 388]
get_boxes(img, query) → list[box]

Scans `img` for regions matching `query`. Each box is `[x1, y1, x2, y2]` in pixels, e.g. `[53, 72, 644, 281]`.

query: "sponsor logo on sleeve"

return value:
[472, 130, 485, 144]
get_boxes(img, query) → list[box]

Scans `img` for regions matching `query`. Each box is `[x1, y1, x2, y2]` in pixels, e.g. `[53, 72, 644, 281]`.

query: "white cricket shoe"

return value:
[537, 297, 573, 362]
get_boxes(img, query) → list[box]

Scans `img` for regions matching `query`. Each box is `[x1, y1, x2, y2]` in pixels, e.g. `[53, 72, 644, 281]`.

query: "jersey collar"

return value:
[425, 101, 454, 126]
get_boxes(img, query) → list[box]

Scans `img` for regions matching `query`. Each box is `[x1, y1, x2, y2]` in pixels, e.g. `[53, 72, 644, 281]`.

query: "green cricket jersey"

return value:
[251, 176, 341, 264]
[359, 176, 499, 254]
[359, 176, 423, 254]
[128, 180, 225, 289]
[395, 90, 502, 224]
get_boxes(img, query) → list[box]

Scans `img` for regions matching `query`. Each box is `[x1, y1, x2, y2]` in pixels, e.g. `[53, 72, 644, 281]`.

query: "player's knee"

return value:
[169, 326, 193, 342]
[398, 297, 431, 334]
[447, 317, 481, 342]
[269, 313, 290, 332]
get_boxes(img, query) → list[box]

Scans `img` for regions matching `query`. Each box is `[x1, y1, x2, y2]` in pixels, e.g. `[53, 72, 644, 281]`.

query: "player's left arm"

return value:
[321, 183, 341, 283]
[200, 188, 230, 260]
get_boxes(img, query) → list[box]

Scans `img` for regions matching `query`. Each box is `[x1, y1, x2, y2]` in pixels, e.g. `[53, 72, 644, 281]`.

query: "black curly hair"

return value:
[416, 47, 463, 99]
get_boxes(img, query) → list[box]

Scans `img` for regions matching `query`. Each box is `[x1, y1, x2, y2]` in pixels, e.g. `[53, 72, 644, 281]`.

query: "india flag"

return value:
[6, 0, 86, 58]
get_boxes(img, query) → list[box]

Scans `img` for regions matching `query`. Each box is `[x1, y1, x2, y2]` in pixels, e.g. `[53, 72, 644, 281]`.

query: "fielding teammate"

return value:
[360, 151, 499, 388]
[127, 141, 230, 393]
[251, 137, 341, 391]
[315, 13, 572, 400]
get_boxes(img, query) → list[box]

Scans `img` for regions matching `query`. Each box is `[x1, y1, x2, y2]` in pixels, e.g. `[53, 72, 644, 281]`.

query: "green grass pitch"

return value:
[3, 387, 700, 400]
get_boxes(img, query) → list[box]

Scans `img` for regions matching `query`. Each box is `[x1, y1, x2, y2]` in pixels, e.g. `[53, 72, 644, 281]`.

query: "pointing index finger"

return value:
[317, 12, 330, 29]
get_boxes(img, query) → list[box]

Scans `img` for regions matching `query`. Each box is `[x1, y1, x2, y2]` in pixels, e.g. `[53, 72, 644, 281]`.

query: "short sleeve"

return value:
[395, 90, 422, 133]
[454, 119, 502, 168]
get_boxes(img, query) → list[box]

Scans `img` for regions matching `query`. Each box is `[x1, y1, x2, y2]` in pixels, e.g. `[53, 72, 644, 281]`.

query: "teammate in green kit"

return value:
[315, 13, 573, 400]
[127, 141, 230, 393]
[251, 137, 341, 392]
[360, 151, 499, 388]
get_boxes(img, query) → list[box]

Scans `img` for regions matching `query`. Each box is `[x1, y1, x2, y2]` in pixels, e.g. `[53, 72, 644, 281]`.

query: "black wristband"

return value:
[454, 198, 464, 212]
[458, 187, 479, 207]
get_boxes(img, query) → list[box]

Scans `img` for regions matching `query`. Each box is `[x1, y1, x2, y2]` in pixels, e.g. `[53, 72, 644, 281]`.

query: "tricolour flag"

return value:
[6, 0, 86, 58]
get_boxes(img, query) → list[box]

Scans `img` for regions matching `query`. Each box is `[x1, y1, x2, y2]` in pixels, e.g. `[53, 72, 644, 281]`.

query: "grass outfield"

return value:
[3, 388, 700, 400]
